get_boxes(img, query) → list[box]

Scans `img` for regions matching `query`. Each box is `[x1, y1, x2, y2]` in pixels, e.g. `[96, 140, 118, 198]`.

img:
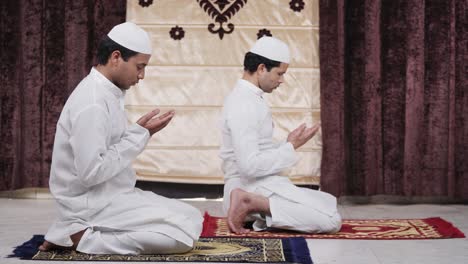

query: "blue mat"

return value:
[9, 235, 312, 263]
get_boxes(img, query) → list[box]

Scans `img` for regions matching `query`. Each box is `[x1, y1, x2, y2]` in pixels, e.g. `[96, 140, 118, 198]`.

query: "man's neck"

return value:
[95, 64, 113, 83]
[242, 71, 259, 88]
[95, 64, 124, 91]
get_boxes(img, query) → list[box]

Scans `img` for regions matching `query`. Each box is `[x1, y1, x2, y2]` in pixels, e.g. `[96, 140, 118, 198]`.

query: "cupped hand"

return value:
[137, 109, 175, 136]
[287, 122, 321, 149]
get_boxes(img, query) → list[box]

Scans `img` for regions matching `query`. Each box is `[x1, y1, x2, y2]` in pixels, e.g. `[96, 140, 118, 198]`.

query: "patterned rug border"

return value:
[9, 234, 312, 263]
[201, 213, 465, 240]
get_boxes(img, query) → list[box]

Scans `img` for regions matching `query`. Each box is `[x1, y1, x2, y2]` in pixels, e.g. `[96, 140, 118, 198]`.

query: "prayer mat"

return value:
[9, 235, 312, 263]
[202, 213, 465, 240]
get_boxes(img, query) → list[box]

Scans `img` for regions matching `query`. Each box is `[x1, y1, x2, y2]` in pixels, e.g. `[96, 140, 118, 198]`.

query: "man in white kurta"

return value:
[41, 22, 203, 255]
[220, 37, 342, 234]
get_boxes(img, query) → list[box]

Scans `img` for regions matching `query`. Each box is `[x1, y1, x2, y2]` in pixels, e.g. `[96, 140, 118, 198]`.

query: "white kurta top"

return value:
[45, 68, 202, 247]
[220, 79, 338, 217]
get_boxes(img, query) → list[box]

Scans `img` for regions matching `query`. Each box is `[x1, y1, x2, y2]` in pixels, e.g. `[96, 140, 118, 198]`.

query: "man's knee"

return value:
[169, 241, 193, 254]
[142, 238, 193, 254]
[130, 232, 194, 254]
[319, 213, 342, 233]
[325, 217, 342, 233]
[299, 212, 342, 234]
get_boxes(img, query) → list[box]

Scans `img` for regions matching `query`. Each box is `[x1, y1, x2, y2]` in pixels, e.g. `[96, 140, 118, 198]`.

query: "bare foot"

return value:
[227, 189, 270, 234]
[70, 229, 86, 248]
[38, 229, 86, 251]
[38, 241, 58, 251]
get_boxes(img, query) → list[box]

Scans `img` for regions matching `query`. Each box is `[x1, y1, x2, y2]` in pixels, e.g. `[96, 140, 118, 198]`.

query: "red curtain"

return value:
[0, 0, 126, 191]
[319, 0, 468, 200]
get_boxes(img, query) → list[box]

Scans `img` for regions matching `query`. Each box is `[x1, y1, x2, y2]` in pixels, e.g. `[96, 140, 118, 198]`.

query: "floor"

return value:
[1, 198, 467, 264]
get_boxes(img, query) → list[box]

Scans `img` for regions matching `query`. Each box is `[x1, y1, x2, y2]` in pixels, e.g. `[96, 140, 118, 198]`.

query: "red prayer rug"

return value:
[201, 213, 465, 239]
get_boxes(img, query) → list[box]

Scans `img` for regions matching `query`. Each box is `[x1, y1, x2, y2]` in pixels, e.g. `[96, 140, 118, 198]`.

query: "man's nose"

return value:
[138, 70, 145, 79]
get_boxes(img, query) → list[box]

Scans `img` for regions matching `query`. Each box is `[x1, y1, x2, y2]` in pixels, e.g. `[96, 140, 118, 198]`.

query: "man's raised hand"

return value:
[287, 122, 321, 149]
[137, 109, 175, 136]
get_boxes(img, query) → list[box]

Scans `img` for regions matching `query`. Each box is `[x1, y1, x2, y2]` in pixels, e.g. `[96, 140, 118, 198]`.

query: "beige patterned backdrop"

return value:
[125, 0, 321, 185]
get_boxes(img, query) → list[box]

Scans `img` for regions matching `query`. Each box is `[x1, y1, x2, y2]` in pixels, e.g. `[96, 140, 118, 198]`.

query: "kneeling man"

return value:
[40, 22, 203, 254]
[220, 37, 342, 234]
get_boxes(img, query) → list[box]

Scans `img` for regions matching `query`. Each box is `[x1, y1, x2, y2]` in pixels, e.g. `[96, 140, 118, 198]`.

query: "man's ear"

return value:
[257, 63, 266, 73]
[109, 50, 122, 66]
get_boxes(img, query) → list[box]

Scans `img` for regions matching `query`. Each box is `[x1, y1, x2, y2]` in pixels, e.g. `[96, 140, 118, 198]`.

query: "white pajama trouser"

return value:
[251, 189, 342, 233]
[224, 178, 342, 234]
[76, 229, 193, 255]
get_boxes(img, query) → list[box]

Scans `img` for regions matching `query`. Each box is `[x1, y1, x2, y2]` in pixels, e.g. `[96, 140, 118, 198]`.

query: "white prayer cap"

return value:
[107, 22, 152, 55]
[249, 36, 290, 64]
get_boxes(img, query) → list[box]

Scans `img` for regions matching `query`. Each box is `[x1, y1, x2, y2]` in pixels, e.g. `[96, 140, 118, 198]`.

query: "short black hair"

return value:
[243, 52, 281, 73]
[96, 36, 138, 65]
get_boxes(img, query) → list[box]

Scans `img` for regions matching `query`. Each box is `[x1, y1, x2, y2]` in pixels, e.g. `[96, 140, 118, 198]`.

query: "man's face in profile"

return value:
[258, 62, 289, 93]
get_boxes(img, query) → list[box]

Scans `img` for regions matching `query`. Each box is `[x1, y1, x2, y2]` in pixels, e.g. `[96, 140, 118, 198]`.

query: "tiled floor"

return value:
[1, 198, 467, 264]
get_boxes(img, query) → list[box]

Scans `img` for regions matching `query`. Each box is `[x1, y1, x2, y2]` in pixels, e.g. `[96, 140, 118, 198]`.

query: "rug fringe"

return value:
[282, 238, 313, 264]
[7, 234, 44, 260]
[202, 211, 219, 237]
[423, 217, 465, 238]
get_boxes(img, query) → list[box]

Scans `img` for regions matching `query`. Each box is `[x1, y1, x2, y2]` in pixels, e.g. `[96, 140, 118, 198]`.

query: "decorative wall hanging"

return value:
[125, 0, 322, 186]
[289, 0, 304, 12]
[139, 0, 153, 7]
[197, 0, 248, 39]
[170, 25, 185, 40]
[257, 28, 272, 39]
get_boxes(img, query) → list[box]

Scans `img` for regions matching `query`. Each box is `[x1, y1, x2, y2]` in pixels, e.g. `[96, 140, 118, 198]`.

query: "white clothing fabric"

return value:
[77, 229, 191, 255]
[220, 79, 341, 233]
[246, 186, 341, 233]
[249, 36, 290, 63]
[45, 68, 203, 254]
